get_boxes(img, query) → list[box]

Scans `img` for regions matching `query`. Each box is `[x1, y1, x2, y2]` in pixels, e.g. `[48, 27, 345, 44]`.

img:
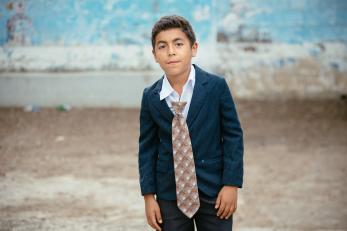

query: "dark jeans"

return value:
[157, 199, 233, 231]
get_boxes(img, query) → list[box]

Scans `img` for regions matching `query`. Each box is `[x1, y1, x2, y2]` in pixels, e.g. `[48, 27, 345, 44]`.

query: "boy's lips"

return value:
[166, 60, 180, 64]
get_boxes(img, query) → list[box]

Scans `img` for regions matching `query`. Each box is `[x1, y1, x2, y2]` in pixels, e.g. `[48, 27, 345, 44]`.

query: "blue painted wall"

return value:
[0, 0, 346, 46]
[216, 0, 347, 43]
[0, 0, 213, 45]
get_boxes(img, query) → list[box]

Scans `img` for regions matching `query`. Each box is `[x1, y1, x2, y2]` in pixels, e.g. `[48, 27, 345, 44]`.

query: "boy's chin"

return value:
[164, 69, 182, 77]
[163, 66, 189, 78]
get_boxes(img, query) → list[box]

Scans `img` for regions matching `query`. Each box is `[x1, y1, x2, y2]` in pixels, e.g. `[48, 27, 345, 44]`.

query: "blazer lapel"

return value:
[150, 77, 174, 122]
[150, 65, 208, 126]
[187, 65, 208, 128]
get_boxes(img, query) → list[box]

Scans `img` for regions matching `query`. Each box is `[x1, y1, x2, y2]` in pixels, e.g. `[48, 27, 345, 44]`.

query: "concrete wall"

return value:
[0, 71, 161, 107]
[215, 0, 347, 98]
[0, 0, 346, 106]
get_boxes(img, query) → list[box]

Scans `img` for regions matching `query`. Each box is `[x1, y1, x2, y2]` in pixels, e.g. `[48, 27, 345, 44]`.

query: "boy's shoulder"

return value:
[194, 65, 228, 91]
[195, 65, 225, 83]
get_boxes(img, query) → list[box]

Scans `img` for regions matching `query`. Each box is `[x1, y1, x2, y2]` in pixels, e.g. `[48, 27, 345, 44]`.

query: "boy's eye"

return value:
[157, 44, 166, 49]
[176, 42, 183, 47]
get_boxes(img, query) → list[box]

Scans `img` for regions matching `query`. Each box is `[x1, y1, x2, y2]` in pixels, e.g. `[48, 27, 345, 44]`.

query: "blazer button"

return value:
[201, 159, 205, 167]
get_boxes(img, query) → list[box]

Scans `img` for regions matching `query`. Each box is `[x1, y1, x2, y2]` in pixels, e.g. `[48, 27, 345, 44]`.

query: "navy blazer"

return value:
[138, 64, 243, 200]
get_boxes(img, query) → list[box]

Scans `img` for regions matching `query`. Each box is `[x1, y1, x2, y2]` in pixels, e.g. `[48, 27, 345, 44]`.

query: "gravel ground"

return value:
[0, 99, 346, 231]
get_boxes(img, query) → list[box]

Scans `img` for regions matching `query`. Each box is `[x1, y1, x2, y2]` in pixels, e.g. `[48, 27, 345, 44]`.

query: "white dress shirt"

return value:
[160, 65, 196, 119]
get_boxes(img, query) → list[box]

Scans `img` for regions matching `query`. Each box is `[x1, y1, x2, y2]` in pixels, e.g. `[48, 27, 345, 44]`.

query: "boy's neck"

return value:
[166, 65, 191, 95]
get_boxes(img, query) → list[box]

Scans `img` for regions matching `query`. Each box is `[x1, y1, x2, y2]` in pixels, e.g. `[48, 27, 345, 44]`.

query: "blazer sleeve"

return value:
[138, 88, 159, 195]
[219, 78, 244, 188]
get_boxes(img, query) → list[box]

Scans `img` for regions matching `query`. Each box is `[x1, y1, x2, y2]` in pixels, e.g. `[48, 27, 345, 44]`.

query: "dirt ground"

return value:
[0, 99, 346, 231]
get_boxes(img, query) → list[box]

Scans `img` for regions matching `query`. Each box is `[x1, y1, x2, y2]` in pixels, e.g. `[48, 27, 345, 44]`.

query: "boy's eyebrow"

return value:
[156, 37, 184, 45]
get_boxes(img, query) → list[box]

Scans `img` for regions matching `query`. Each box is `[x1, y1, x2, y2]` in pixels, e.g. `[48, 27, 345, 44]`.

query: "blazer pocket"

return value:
[196, 156, 223, 170]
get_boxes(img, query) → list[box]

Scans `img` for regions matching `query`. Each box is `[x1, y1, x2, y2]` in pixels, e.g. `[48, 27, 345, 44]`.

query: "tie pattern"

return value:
[171, 101, 200, 218]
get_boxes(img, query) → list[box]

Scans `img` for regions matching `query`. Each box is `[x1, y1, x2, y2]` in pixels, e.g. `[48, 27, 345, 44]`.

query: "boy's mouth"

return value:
[166, 60, 180, 64]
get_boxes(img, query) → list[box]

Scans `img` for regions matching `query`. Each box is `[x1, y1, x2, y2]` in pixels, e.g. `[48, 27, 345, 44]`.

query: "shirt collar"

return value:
[160, 64, 195, 100]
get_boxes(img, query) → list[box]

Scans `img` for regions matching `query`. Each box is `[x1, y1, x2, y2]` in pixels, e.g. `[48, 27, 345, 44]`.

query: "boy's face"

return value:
[152, 28, 198, 78]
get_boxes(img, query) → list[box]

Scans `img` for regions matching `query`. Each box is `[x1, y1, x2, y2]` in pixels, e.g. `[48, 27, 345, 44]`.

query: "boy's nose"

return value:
[168, 45, 176, 56]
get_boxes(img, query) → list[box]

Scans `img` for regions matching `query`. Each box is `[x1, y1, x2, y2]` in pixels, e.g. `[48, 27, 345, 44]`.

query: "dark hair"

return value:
[151, 15, 196, 49]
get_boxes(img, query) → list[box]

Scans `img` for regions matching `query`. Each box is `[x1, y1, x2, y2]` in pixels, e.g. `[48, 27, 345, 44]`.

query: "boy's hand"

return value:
[215, 186, 238, 219]
[144, 194, 162, 230]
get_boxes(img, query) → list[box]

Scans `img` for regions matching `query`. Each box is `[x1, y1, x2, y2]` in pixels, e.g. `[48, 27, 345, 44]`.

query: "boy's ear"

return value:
[191, 42, 198, 57]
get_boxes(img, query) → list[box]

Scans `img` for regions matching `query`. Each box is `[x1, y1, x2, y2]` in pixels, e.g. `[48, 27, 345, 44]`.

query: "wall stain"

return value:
[6, 1, 33, 46]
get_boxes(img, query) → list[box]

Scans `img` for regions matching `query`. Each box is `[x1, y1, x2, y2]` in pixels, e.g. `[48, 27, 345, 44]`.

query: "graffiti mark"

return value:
[243, 45, 256, 52]
[217, 25, 271, 43]
[6, 1, 33, 46]
[217, 1, 272, 43]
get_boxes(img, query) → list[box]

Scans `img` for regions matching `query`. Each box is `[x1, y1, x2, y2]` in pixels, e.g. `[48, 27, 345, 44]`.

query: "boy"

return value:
[138, 15, 243, 231]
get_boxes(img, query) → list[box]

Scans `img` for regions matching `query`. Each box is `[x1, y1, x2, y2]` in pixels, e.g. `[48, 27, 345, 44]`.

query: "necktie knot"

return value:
[172, 101, 187, 115]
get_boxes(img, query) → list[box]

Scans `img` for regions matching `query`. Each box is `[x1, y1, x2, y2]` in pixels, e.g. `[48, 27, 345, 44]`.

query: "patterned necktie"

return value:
[171, 101, 200, 218]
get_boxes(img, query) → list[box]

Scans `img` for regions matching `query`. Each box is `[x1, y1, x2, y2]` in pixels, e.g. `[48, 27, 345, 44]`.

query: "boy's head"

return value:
[151, 15, 196, 49]
[151, 15, 198, 78]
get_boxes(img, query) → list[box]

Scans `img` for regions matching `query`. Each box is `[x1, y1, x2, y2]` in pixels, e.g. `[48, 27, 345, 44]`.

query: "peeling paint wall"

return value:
[0, 0, 346, 99]
[214, 43, 347, 98]
[214, 0, 347, 98]
[0, 0, 213, 46]
[216, 0, 347, 44]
